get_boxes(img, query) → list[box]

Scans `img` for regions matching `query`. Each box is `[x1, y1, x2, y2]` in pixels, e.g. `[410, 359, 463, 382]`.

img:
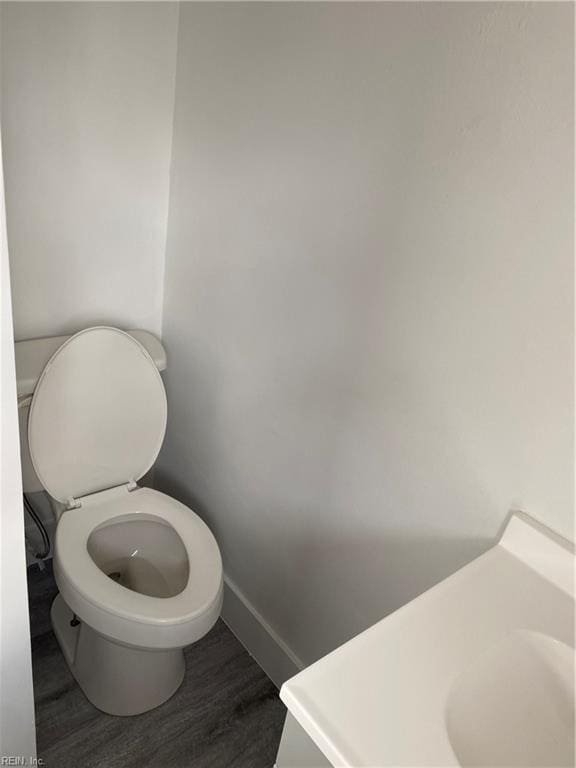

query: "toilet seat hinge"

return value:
[65, 482, 136, 510]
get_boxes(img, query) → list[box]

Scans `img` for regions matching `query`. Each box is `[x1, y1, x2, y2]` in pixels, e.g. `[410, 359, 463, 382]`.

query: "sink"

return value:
[446, 631, 575, 767]
[280, 513, 575, 767]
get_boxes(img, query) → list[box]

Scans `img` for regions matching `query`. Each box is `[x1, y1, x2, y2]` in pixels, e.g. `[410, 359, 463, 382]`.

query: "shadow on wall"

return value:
[271, 527, 496, 662]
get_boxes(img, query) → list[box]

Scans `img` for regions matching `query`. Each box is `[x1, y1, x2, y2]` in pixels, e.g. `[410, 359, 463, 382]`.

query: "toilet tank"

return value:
[15, 329, 167, 493]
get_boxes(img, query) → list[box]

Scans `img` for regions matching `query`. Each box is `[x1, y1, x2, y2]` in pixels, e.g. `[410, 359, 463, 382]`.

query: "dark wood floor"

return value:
[28, 563, 286, 768]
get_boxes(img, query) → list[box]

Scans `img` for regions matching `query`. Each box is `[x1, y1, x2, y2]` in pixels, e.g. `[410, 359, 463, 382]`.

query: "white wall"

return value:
[0, 2, 178, 341]
[0, 125, 36, 757]
[157, 3, 574, 667]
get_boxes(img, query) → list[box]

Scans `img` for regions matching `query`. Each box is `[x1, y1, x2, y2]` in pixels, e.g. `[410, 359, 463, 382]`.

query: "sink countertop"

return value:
[280, 513, 575, 767]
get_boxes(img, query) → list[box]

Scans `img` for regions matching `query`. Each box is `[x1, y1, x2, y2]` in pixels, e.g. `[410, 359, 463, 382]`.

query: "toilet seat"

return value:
[54, 486, 223, 649]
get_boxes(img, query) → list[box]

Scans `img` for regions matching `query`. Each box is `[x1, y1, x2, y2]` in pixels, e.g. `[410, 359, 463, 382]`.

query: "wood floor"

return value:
[28, 563, 286, 768]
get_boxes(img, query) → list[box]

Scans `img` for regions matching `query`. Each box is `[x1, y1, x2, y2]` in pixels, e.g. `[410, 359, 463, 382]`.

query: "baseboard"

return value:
[222, 575, 304, 688]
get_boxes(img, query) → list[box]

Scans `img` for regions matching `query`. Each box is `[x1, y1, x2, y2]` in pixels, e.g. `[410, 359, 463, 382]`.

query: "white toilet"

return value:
[21, 326, 223, 716]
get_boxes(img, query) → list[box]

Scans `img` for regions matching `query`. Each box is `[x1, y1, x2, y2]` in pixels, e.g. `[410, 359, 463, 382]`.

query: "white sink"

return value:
[280, 513, 575, 767]
[446, 630, 575, 767]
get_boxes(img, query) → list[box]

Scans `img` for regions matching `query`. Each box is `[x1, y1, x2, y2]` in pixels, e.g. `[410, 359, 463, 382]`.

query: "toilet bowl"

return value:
[26, 326, 223, 716]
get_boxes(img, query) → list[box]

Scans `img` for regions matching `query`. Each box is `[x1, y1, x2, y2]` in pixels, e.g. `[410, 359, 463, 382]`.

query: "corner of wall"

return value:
[157, 0, 181, 342]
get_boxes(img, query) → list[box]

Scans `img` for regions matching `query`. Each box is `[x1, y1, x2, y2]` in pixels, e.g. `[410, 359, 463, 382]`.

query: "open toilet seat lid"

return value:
[28, 326, 167, 505]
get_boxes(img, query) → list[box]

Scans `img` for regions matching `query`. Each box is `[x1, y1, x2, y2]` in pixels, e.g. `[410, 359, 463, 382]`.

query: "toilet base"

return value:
[51, 594, 186, 716]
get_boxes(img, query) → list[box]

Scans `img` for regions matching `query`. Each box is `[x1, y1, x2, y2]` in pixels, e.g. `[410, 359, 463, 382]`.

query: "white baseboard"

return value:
[222, 575, 304, 688]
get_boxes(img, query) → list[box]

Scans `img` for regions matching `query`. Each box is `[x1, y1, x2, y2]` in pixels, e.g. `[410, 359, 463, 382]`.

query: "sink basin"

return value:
[446, 631, 575, 767]
[280, 513, 575, 766]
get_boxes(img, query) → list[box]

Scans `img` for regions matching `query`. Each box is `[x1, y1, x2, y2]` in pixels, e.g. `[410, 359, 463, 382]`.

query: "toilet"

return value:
[22, 326, 223, 716]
